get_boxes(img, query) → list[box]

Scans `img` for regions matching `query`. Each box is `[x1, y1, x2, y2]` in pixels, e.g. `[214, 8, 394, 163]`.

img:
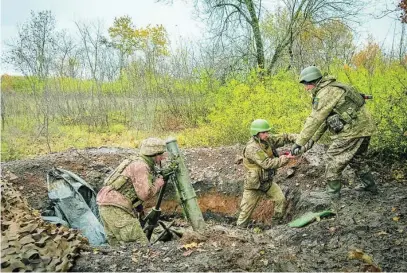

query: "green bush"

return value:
[1, 62, 406, 161]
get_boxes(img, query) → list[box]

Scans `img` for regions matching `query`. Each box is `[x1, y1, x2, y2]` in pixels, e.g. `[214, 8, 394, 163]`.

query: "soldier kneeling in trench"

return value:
[96, 137, 170, 246]
[237, 119, 297, 228]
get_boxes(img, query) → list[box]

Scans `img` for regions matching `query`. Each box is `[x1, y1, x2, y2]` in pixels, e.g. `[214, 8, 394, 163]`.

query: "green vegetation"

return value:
[2, 60, 406, 161]
[1, 9, 406, 161]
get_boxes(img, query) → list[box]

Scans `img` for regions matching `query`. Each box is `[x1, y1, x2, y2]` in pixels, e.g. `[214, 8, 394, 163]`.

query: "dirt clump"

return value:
[2, 144, 407, 272]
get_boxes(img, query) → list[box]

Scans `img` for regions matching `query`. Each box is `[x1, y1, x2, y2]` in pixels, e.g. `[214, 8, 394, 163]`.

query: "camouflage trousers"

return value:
[325, 136, 372, 193]
[99, 205, 148, 246]
[236, 181, 285, 227]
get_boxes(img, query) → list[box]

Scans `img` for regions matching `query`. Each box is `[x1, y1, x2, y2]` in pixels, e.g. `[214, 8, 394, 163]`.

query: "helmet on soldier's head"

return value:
[299, 66, 322, 83]
[250, 119, 271, 136]
[140, 137, 166, 156]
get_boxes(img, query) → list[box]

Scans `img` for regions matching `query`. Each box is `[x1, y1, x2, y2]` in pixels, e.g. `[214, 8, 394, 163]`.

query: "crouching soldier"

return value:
[237, 119, 296, 228]
[96, 137, 167, 245]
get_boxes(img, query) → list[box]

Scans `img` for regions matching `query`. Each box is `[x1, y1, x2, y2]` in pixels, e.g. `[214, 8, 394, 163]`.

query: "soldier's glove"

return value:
[161, 160, 179, 179]
[304, 139, 314, 151]
[291, 143, 302, 155]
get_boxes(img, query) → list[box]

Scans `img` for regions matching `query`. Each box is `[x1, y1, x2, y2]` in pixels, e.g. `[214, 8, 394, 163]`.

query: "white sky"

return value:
[0, 0, 404, 74]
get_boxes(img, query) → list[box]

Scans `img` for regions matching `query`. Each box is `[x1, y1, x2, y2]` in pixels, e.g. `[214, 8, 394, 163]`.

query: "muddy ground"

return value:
[2, 144, 407, 272]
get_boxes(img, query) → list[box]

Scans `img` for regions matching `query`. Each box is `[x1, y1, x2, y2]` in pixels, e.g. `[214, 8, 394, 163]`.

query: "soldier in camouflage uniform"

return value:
[291, 66, 378, 198]
[236, 119, 297, 227]
[96, 138, 167, 245]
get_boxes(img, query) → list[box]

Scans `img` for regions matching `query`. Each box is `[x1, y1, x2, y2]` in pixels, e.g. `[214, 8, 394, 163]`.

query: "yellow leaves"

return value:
[351, 40, 382, 70]
[108, 16, 169, 56]
[348, 248, 381, 271]
[179, 241, 204, 257]
[181, 242, 199, 250]
[253, 227, 262, 234]
[393, 216, 400, 222]
[391, 169, 405, 181]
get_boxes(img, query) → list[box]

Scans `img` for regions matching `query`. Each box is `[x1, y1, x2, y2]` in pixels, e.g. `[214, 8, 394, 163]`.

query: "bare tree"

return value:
[54, 31, 79, 78]
[3, 10, 57, 80]
[264, 0, 364, 73]
[194, 0, 265, 71]
[3, 10, 59, 152]
[75, 20, 106, 83]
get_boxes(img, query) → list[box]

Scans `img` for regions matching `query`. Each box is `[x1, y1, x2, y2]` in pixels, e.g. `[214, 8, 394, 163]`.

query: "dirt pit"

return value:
[2, 145, 407, 272]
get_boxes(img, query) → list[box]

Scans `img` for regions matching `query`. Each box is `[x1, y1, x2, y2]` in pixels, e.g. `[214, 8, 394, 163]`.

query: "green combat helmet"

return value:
[140, 137, 166, 156]
[299, 66, 322, 83]
[250, 119, 271, 136]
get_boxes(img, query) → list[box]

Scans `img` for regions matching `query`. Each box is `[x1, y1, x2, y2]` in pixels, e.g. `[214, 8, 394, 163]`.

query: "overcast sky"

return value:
[0, 0, 403, 74]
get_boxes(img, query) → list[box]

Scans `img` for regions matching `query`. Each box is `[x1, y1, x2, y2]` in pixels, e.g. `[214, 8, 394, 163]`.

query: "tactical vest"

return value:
[104, 158, 142, 207]
[329, 82, 365, 124]
[243, 140, 277, 192]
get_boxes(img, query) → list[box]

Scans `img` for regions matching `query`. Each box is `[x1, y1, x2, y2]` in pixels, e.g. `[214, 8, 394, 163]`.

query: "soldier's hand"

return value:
[291, 143, 302, 155]
[161, 160, 179, 178]
[155, 176, 165, 188]
[305, 140, 314, 151]
[280, 155, 290, 166]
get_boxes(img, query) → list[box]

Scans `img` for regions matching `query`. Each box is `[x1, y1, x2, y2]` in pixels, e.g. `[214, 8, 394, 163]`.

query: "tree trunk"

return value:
[245, 0, 265, 70]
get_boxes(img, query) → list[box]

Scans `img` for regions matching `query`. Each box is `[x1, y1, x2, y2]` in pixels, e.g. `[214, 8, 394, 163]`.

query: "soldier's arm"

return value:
[123, 162, 161, 201]
[246, 145, 288, 170]
[296, 88, 343, 146]
[269, 133, 298, 148]
[311, 122, 328, 143]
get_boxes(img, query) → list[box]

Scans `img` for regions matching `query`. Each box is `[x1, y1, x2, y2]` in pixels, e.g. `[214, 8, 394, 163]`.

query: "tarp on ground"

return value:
[43, 167, 106, 245]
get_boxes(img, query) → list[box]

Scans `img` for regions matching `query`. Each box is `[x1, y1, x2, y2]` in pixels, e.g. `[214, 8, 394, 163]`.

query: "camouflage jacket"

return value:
[243, 134, 296, 190]
[96, 155, 161, 214]
[296, 77, 376, 146]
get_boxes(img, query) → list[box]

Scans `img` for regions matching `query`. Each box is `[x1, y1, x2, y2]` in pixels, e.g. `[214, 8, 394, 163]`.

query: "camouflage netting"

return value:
[1, 180, 88, 272]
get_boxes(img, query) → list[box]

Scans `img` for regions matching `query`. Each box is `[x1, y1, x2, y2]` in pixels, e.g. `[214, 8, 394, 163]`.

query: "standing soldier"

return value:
[237, 119, 296, 228]
[291, 66, 377, 198]
[96, 137, 167, 245]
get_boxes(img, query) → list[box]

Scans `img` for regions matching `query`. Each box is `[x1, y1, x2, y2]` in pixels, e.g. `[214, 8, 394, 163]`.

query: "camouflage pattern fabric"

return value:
[97, 155, 162, 244]
[296, 77, 376, 146]
[1, 181, 86, 272]
[325, 137, 373, 192]
[237, 134, 295, 226]
[295, 77, 377, 194]
[99, 206, 148, 246]
[140, 137, 166, 156]
[237, 181, 285, 227]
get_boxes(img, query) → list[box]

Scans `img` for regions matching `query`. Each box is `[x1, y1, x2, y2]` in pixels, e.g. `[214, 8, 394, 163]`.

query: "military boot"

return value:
[355, 172, 378, 194]
[326, 180, 342, 200]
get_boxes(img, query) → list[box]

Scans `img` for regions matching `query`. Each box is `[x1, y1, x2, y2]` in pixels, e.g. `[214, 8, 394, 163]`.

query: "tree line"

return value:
[1, 1, 406, 161]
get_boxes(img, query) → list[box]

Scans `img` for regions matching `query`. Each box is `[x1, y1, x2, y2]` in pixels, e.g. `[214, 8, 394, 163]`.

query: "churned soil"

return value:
[2, 144, 407, 272]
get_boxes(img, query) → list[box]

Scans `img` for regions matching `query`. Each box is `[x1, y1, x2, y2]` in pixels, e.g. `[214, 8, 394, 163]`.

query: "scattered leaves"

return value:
[253, 227, 262, 234]
[181, 242, 198, 250]
[375, 231, 388, 236]
[393, 217, 400, 222]
[348, 248, 381, 271]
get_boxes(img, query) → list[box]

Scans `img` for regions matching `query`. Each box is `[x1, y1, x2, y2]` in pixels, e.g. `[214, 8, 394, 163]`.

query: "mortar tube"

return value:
[165, 137, 206, 231]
